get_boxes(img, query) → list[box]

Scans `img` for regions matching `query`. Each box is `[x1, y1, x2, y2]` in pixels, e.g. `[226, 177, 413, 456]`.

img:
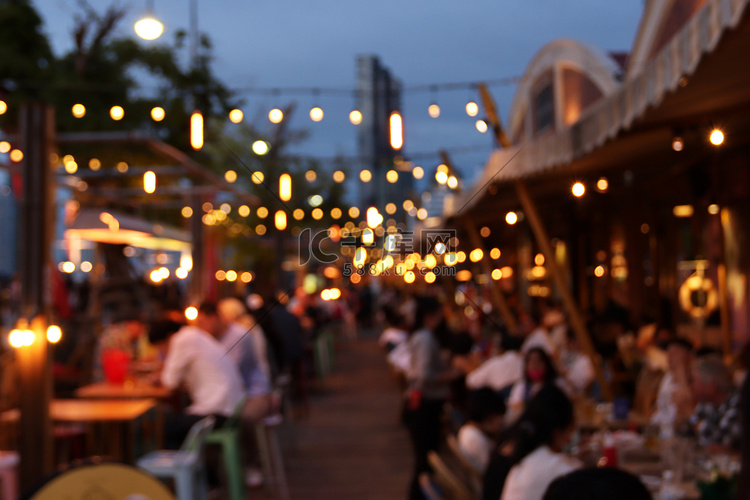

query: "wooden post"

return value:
[18, 102, 55, 490]
[464, 217, 517, 333]
[514, 179, 613, 401]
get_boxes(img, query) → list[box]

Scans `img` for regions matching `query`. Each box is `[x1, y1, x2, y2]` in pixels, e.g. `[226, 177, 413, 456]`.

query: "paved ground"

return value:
[253, 334, 413, 500]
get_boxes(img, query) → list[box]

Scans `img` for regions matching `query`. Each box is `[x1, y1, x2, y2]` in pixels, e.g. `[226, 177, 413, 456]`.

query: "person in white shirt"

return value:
[501, 385, 581, 500]
[556, 327, 595, 397]
[651, 337, 693, 438]
[465, 335, 524, 394]
[378, 307, 410, 352]
[456, 388, 506, 475]
[150, 304, 245, 449]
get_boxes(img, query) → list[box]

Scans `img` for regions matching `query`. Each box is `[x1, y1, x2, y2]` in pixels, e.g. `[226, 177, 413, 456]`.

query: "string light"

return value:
[89, 158, 101, 170]
[465, 101, 479, 117]
[360, 170, 372, 183]
[476, 119, 489, 133]
[596, 177, 608, 192]
[505, 211, 518, 225]
[389, 112, 403, 150]
[349, 110, 362, 125]
[190, 111, 204, 150]
[229, 109, 244, 123]
[386, 170, 399, 183]
[0, 142, 9, 154]
[110, 105, 124, 121]
[572, 182, 585, 197]
[10, 150, 23, 163]
[672, 136, 684, 151]
[252, 140, 270, 155]
[269, 108, 284, 123]
[275, 210, 287, 230]
[333, 170, 345, 183]
[151, 106, 165, 121]
[428, 103, 440, 118]
[72, 104, 86, 118]
[710, 128, 724, 146]
[143, 170, 156, 193]
[225, 170, 237, 183]
[310, 106, 324, 122]
[279, 173, 292, 201]
[0, 101, 6, 115]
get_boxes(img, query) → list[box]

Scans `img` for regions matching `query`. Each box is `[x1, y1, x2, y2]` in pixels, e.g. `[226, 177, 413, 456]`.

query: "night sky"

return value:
[32, 0, 643, 185]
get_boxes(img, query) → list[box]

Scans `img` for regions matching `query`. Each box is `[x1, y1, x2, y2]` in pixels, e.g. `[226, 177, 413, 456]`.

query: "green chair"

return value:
[205, 397, 246, 500]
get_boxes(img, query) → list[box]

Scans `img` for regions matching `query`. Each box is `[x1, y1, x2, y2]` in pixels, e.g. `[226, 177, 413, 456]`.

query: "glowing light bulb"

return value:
[476, 119, 488, 133]
[47, 325, 62, 343]
[143, 171, 156, 193]
[269, 108, 284, 123]
[389, 112, 403, 150]
[505, 211, 518, 225]
[710, 129, 724, 146]
[310, 106, 324, 122]
[229, 109, 243, 123]
[466, 101, 479, 117]
[134, 16, 164, 40]
[190, 111, 204, 150]
[151, 107, 165, 121]
[110, 106, 124, 121]
[428, 103, 440, 118]
[572, 182, 585, 197]
[72, 104, 86, 118]
[349, 110, 362, 125]
[185, 306, 198, 321]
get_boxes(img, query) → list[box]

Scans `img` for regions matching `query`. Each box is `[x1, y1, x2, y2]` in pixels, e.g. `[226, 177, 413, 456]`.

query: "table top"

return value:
[75, 381, 171, 399]
[51, 398, 157, 422]
[1, 399, 157, 423]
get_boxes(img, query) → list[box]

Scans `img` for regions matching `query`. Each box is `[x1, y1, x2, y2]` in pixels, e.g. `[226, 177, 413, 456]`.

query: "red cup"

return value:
[103, 350, 130, 384]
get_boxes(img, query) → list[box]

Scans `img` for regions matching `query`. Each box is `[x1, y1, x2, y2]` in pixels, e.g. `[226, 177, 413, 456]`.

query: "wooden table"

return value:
[2, 399, 159, 463]
[75, 382, 171, 400]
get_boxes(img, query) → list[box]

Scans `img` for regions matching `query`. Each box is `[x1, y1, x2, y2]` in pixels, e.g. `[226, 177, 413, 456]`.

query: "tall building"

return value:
[355, 56, 412, 219]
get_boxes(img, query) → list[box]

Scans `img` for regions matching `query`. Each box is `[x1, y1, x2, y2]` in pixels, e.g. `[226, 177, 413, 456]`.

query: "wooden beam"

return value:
[18, 103, 55, 489]
[478, 83, 511, 148]
[464, 217, 517, 333]
[514, 178, 613, 401]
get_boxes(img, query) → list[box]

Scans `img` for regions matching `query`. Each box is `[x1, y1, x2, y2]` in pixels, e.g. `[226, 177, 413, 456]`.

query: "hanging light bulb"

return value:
[389, 111, 403, 150]
[134, 0, 164, 41]
[151, 106, 165, 121]
[279, 173, 292, 202]
[72, 104, 86, 118]
[269, 108, 284, 123]
[274, 210, 287, 231]
[143, 170, 156, 193]
[310, 106, 324, 122]
[349, 109, 362, 125]
[428, 85, 440, 118]
[465, 101, 479, 117]
[476, 119, 489, 133]
[672, 136, 684, 152]
[190, 111, 204, 150]
[710, 128, 724, 146]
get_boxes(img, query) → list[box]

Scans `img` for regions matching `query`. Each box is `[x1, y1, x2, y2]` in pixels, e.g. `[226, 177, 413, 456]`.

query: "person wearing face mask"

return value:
[506, 348, 570, 423]
[500, 384, 581, 500]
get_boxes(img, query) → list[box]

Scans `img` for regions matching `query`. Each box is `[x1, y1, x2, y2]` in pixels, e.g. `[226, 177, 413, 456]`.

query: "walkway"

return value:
[261, 335, 412, 500]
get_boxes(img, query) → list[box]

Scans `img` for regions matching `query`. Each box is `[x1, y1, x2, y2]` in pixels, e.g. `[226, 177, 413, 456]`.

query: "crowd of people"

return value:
[92, 288, 352, 489]
[375, 289, 750, 500]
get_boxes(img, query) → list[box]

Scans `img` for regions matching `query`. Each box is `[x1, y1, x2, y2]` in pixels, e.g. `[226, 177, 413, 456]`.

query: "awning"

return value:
[450, 0, 750, 218]
[63, 209, 191, 253]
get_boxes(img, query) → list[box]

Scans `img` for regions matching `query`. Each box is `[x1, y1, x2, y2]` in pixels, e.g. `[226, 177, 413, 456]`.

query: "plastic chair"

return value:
[137, 416, 215, 500]
[427, 451, 475, 500]
[0, 451, 18, 500]
[204, 398, 246, 500]
[445, 434, 483, 495]
[255, 412, 289, 500]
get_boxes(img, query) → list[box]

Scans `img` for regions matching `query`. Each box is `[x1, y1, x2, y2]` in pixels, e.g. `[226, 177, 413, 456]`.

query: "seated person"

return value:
[651, 337, 693, 438]
[507, 347, 569, 423]
[543, 467, 652, 500]
[465, 335, 523, 395]
[378, 307, 409, 352]
[521, 310, 556, 356]
[501, 385, 581, 500]
[687, 354, 741, 451]
[556, 327, 594, 397]
[149, 303, 244, 449]
[93, 313, 145, 382]
[457, 388, 506, 475]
